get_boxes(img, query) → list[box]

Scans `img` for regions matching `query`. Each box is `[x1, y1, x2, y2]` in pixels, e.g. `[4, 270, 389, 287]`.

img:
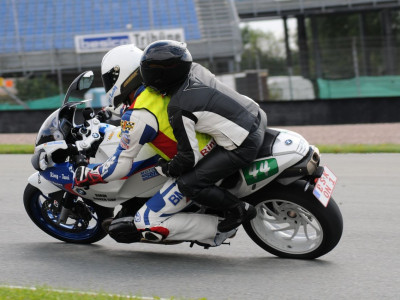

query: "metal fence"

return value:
[236, 0, 400, 17]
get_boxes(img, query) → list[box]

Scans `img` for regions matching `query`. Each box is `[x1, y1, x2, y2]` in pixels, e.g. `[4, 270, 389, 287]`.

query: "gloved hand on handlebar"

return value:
[155, 158, 171, 177]
[74, 166, 106, 187]
[96, 108, 112, 122]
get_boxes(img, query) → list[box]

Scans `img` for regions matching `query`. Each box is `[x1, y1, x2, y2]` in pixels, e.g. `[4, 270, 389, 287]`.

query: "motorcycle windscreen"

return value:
[35, 109, 64, 146]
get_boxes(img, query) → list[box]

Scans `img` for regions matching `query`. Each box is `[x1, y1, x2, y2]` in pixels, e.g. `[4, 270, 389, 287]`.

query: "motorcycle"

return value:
[24, 71, 343, 259]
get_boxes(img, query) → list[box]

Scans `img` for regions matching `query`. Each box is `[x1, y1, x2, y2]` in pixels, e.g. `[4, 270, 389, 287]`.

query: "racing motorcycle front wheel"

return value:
[23, 184, 114, 244]
[242, 181, 343, 259]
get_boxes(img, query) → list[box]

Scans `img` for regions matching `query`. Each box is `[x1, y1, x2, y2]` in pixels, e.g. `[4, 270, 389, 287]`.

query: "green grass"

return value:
[0, 285, 195, 300]
[316, 143, 400, 153]
[0, 144, 34, 154]
[0, 286, 136, 300]
[0, 144, 399, 154]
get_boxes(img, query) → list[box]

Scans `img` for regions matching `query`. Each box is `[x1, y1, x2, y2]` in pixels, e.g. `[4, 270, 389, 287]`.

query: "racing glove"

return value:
[155, 158, 171, 177]
[74, 166, 105, 187]
[96, 108, 112, 122]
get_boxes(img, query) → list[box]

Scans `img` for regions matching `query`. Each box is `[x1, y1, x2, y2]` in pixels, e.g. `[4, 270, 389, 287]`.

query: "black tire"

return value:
[242, 181, 343, 259]
[23, 184, 114, 244]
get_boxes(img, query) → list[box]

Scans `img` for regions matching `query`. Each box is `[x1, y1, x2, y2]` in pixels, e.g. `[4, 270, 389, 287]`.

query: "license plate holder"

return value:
[313, 166, 337, 207]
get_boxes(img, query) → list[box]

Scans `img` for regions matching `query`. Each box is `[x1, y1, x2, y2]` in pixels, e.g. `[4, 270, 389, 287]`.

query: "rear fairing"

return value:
[227, 129, 311, 198]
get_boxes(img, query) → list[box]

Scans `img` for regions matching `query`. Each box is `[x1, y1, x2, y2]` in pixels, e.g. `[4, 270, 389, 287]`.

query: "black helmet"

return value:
[140, 40, 192, 94]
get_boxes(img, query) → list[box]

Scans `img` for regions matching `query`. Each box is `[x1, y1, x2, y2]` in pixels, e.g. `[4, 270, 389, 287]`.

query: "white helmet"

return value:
[101, 44, 143, 108]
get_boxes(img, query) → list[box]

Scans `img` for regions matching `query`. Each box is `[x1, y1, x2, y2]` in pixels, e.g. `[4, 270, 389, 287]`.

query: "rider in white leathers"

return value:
[73, 44, 236, 246]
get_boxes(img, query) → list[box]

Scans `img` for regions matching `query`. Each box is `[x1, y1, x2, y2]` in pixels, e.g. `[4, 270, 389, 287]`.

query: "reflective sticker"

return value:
[243, 158, 279, 185]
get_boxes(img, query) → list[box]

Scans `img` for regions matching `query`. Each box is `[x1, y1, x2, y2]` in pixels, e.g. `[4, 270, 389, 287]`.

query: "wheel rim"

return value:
[30, 190, 102, 241]
[250, 199, 323, 255]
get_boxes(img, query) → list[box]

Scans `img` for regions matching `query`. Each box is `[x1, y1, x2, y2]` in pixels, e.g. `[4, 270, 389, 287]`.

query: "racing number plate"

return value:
[313, 166, 337, 207]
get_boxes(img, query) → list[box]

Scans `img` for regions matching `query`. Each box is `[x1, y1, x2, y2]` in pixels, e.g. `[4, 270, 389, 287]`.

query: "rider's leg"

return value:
[134, 178, 222, 243]
[177, 113, 266, 232]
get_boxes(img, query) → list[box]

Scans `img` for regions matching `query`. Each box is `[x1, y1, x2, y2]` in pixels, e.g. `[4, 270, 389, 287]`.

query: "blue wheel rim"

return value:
[30, 190, 102, 241]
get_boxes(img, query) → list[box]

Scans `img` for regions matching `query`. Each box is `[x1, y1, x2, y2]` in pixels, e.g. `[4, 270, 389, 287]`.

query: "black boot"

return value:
[217, 202, 257, 233]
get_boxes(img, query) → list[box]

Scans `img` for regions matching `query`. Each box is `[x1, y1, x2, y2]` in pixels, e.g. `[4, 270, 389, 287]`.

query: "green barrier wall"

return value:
[0, 94, 63, 110]
[318, 76, 400, 99]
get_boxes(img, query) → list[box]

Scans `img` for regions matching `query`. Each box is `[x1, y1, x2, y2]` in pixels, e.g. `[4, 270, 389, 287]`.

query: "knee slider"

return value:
[108, 217, 142, 244]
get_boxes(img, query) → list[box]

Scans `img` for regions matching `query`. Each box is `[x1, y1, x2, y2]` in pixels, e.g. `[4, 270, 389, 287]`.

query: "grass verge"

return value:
[0, 144, 399, 154]
[0, 144, 34, 154]
[0, 285, 181, 300]
[316, 144, 400, 153]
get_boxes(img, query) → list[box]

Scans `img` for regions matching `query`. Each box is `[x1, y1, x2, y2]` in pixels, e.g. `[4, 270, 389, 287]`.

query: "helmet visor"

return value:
[101, 66, 120, 93]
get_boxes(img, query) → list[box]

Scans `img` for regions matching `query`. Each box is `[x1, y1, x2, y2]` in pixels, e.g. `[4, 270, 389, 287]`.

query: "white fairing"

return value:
[28, 172, 62, 194]
[227, 128, 310, 198]
[71, 125, 167, 208]
[32, 126, 310, 208]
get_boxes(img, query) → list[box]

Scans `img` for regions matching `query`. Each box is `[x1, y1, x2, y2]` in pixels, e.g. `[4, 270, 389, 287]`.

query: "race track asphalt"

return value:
[0, 154, 399, 300]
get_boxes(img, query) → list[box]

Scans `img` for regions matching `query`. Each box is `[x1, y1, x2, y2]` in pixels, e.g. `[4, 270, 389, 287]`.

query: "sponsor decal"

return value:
[117, 131, 122, 138]
[100, 156, 116, 176]
[43, 141, 65, 146]
[93, 197, 116, 201]
[200, 139, 216, 156]
[243, 158, 279, 185]
[95, 193, 107, 197]
[285, 139, 293, 145]
[76, 188, 86, 195]
[92, 133, 100, 139]
[107, 131, 115, 141]
[49, 172, 70, 181]
[74, 28, 185, 53]
[140, 167, 159, 181]
[121, 133, 130, 145]
[134, 212, 141, 223]
[121, 120, 135, 132]
[61, 174, 70, 180]
[168, 191, 184, 205]
[53, 182, 64, 188]
[92, 193, 115, 201]
[120, 140, 129, 150]
[38, 173, 41, 184]
[108, 86, 118, 104]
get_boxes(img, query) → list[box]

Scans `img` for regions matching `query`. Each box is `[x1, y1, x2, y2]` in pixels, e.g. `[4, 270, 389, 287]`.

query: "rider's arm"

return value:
[166, 106, 200, 177]
[87, 109, 158, 183]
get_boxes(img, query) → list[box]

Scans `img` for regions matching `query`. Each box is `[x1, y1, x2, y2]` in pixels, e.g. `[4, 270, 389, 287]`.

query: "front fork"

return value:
[57, 192, 77, 224]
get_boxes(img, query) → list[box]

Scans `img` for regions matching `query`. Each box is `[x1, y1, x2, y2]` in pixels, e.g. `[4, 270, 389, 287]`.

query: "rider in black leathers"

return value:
[140, 40, 268, 232]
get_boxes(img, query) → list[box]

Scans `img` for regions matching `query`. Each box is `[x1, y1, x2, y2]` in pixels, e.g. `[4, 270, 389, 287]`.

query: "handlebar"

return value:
[75, 117, 101, 151]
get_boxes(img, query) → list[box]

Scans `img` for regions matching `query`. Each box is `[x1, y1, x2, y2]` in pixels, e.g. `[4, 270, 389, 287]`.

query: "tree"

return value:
[240, 25, 289, 76]
[306, 11, 400, 78]
[16, 75, 59, 101]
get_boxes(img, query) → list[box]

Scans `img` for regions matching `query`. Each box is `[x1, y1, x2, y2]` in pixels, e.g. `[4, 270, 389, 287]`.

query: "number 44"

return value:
[249, 161, 270, 178]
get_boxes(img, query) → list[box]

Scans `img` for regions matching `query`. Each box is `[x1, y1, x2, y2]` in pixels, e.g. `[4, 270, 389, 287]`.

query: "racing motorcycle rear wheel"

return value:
[242, 181, 343, 259]
[23, 184, 114, 244]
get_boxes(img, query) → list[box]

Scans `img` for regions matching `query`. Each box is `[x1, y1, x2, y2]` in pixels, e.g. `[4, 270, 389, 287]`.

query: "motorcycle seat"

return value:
[256, 128, 280, 158]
